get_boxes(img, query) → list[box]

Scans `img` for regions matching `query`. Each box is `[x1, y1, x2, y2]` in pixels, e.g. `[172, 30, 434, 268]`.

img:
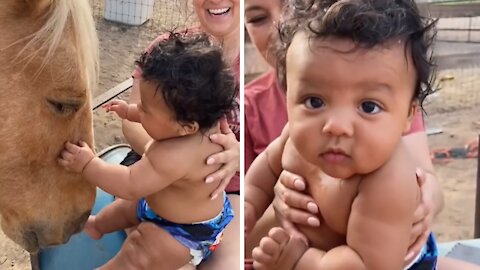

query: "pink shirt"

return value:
[245, 70, 288, 172]
[244, 70, 425, 172]
[133, 31, 240, 192]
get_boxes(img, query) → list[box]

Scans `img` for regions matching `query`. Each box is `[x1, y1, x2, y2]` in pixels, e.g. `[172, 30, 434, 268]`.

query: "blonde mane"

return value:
[18, 0, 99, 92]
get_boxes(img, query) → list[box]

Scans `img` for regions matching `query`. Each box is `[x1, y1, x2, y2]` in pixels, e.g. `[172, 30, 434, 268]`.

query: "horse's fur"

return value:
[0, 0, 98, 252]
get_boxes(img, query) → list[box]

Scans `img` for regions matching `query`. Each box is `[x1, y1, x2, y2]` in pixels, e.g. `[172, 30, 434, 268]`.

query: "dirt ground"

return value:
[424, 66, 480, 242]
[2, 5, 480, 270]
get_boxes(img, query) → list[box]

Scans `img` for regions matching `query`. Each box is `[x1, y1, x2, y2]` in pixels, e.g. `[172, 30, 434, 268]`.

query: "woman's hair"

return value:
[275, 0, 438, 108]
[136, 31, 237, 132]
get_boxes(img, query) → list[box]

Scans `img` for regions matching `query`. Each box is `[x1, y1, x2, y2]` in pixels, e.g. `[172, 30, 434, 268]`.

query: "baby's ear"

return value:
[180, 121, 199, 136]
[403, 102, 418, 133]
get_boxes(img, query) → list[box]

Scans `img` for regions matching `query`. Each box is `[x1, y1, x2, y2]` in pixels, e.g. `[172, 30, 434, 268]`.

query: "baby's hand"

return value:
[84, 215, 103, 240]
[103, 99, 129, 119]
[245, 201, 257, 238]
[58, 141, 95, 173]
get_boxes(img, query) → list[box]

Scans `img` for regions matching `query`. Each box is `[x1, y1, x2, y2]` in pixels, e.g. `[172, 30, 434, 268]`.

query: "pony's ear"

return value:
[23, 0, 53, 16]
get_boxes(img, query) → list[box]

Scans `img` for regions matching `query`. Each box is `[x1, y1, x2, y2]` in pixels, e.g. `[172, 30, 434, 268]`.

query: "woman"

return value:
[244, 0, 443, 265]
[121, 0, 240, 268]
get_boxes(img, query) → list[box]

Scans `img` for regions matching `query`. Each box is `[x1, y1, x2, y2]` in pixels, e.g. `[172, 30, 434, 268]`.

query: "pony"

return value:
[0, 0, 98, 253]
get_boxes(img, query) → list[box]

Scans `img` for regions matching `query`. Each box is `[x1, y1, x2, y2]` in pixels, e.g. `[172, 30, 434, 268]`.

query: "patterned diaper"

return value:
[137, 193, 234, 265]
[405, 233, 438, 270]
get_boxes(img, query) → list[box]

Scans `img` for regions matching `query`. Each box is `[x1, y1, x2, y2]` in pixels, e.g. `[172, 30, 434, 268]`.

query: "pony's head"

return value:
[0, 0, 98, 252]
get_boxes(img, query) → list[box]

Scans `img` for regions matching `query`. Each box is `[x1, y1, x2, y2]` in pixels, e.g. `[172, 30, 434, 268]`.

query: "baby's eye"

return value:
[359, 101, 382, 114]
[304, 97, 324, 109]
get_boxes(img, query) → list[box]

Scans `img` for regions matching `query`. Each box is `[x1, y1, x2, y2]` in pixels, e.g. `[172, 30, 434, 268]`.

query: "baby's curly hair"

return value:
[276, 0, 438, 108]
[136, 32, 237, 132]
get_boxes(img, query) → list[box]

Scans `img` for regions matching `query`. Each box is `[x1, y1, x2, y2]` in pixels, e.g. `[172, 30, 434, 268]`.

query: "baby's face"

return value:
[138, 79, 185, 141]
[286, 32, 417, 179]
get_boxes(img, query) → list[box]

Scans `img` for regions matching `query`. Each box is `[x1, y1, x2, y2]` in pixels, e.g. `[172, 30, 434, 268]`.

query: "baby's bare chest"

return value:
[282, 141, 360, 244]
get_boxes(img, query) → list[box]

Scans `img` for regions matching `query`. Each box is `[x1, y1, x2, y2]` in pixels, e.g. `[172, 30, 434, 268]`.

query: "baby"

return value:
[245, 0, 439, 269]
[59, 32, 236, 269]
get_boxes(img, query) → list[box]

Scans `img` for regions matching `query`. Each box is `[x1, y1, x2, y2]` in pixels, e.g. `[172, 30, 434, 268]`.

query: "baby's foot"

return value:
[252, 227, 308, 270]
[84, 215, 103, 240]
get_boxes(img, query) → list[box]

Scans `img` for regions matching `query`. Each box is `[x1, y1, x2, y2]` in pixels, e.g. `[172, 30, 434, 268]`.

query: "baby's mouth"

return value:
[208, 7, 231, 16]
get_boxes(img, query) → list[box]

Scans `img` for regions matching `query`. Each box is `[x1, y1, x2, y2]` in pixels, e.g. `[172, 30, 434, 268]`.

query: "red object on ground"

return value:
[245, 259, 254, 270]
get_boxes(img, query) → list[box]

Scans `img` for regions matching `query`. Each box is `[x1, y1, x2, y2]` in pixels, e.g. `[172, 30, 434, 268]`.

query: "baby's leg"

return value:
[176, 265, 195, 270]
[99, 222, 191, 270]
[437, 257, 480, 270]
[246, 205, 278, 258]
[252, 227, 308, 270]
[87, 199, 139, 239]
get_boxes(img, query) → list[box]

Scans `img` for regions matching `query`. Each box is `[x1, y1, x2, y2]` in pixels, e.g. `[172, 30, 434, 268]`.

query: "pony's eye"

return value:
[47, 99, 81, 116]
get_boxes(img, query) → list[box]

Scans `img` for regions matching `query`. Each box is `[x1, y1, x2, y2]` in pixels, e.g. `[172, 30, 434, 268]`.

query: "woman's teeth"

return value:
[208, 8, 230, 15]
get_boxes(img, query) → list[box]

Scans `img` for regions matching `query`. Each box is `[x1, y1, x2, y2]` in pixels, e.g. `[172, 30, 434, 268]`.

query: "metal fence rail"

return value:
[437, 16, 480, 43]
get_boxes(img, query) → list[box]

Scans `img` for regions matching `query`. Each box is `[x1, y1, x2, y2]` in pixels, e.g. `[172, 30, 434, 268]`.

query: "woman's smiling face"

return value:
[245, 0, 283, 67]
[193, 0, 240, 39]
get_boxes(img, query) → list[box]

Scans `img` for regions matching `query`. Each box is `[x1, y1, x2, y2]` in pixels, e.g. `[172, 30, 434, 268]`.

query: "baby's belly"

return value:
[297, 176, 358, 250]
[298, 222, 346, 251]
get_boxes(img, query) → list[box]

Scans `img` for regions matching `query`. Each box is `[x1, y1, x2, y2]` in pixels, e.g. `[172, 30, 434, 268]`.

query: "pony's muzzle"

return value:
[21, 210, 90, 252]
[68, 210, 90, 235]
[23, 229, 40, 253]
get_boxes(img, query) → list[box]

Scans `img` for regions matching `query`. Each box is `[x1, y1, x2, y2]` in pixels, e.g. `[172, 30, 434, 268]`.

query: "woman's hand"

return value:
[206, 118, 239, 199]
[272, 170, 319, 244]
[405, 168, 434, 261]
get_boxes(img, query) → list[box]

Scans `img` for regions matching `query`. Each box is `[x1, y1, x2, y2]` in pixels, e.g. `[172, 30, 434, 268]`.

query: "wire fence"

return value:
[437, 16, 480, 42]
[421, 1, 480, 42]
[419, 2, 480, 116]
[89, 0, 198, 150]
[426, 66, 480, 114]
[89, 0, 197, 96]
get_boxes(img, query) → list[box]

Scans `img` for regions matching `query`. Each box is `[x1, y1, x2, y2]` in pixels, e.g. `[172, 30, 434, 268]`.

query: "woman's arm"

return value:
[402, 110, 443, 223]
[403, 131, 444, 217]
[402, 131, 444, 259]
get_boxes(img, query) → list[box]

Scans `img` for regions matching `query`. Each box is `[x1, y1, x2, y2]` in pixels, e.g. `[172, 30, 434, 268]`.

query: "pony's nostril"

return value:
[23, 229, 40, 253]
[72, 210, 91, 233]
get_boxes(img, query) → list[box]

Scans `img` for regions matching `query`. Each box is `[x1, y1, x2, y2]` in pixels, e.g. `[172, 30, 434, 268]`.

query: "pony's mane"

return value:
[19, 0, 99, 93]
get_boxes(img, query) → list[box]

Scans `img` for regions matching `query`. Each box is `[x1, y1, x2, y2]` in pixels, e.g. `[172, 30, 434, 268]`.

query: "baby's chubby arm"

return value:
[335, 146, 418, 270]
[103, 99, 141, 123]
[92, 141, 187, 200]
[244, 124, 289, 236]
[60, 141, 185, 200]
